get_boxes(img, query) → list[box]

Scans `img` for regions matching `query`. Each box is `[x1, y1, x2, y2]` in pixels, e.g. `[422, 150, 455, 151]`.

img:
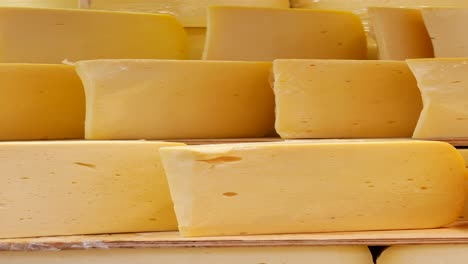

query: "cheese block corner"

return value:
[378, 245, 468, 264]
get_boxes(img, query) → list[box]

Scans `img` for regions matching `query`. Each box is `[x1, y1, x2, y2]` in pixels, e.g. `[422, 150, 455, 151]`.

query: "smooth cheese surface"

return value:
[185, 27, 206, 60]
[160, 140, 465, 237]
[407, 58, 468, 139]
[75, 59, 275, 140]
[0, 64, 84, 140]
[0, 141, 182, 239]
[203, 6, 367, 61]
[378, 245, 468, 264]
[368, 7, 433, 60]
[81, 0, 290, 27]
[0, 0, 78, 8]
[0, 7, 187, 63]
[422, 8, 468, 57]
[0, 247, 374, 264]
[456, 149, 468, 221]
[273, 60, 422, 139]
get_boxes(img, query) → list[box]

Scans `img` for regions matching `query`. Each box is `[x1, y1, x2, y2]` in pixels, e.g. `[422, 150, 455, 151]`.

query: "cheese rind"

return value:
[75, 59, 275, 139]
[0, 7, 187, 63]
[456, 149, 468, 220]
[0, 64, 84, 140]
[273, 59, 422, 139]
[378, 245, 468, 264]
[185, 28, 206, 60]
[0, 246, 374, 264]
[203, 6, 367, 61]
[160, 140, 465, 237]
[422, 8, 468, 57]
[368, 7, 433, 60]
[0, 0, 78, 8]
[0, 141, 182, 239]
[82, 0, 290, 27]
[407, 58, 468, 139]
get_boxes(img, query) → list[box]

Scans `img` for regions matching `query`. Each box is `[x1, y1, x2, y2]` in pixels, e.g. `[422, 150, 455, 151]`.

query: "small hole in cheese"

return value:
[223, 192, 239, 197]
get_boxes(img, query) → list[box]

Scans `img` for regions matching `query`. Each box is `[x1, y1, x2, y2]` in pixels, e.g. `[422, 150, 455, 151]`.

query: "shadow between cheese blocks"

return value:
[74, 60, 275, 140]
[377, 245, 468, 264]
[0, 7, 187, 63]
[0, 64, 84, 140]
[160, 140, 465, 237]
[0, 246, 374, 264]
[0, 141, 183, 239]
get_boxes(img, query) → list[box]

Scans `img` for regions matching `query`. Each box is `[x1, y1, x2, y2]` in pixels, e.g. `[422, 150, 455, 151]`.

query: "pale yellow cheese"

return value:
[378, 245, 468, 264]
[0, 141, 182, 239]
[0, 0, 78, 8]
[81, 0, 290, 27]
[75, 59, 275, 140]
[273, 59, 422, 139]
[422, 8, 468, 57]
[407, 58, 468, 139]
[203, 6, 367, 61]
[456, 149, 468, 221]
[0, 64, 84, 140]
[185, 28, 206, 60]
[368, 7, 434, 60]
[0, 247, 374, 264]
[160, 140, 465, 237]
[0, 7, 187, 63]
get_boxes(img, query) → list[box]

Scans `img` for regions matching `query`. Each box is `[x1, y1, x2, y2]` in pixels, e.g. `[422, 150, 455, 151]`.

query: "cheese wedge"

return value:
[378, 245, 468, 264]
[456, 149, 468, 220]
[160, 140, 465, 237]
[80, 0, 290, 27]
[422, 8, 468, 57]
[0, 64, 84, 140]
[0, 141, 182, 239]
[368, 7, 434, 60]
[0, 0, 78, 8]
[203, 6, 367, 61]
[273, 59, 422, 139]
[407, 58, 468, 139]
[75, 59, 275, 140]
[0, 7, 187, 63]
[0, 246, 374, 264]
[185, 28, 206, 60]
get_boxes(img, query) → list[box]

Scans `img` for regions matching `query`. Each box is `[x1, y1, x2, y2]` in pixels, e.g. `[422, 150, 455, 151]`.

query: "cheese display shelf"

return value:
[2, 222, 468, 251]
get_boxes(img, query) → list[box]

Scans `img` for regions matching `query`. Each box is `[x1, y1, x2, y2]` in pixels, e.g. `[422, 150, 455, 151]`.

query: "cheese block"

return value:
[456, 149, 468, 221]
[75, 59, 275, 139]
[407, 58, 468, 139]
[422, 8, 468, 57]
[0, 246, 374, 264]
[273, 59, 422, 139]
[0, 64, 84, 140]
[203, 6, 367, 61]
[0, 141, 182, 239]
[368, 7, 434, 60]
[0, 0, 78, 8]
[160, 140, 465, 237]
[378, 245, 468, 264]
[185, 28, 206, 60]
[80, 0, 290, 27]
[0, 7, 187, 63]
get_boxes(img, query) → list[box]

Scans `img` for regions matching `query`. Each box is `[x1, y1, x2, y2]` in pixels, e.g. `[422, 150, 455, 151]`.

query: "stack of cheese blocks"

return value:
[3, 0, 468, 263]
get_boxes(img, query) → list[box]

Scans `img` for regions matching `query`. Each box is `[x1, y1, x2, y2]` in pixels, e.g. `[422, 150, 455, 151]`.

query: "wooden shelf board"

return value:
[2, 222, 468, 251]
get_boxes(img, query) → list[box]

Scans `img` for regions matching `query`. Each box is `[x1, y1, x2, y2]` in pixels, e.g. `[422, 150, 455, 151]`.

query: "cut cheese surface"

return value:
[81, 0, 290, 27]
[422, 8, 468, 57]
[203, 6, 367, 61]
[0, 246, 374, 264]
[0, 7, 187, 63]
[0, 0, 78, 8]
[273, 59, 422, 139]
[0, 141, 182, 239]
[0, 64, 84, 140]
[185, 27, 206, 60]
[378, 245, 468, 264]
[456, 149, 468, 221]
[368, 7, 433, 60]
[160, 140, 465, 237]
[407, 58, 468, 139]
[75, 59, 275, 140]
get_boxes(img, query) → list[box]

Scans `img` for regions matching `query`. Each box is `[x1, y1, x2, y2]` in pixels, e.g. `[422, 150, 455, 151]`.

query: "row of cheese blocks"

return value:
[2, 58, 467, 141]
[1, 139, 466, 239]
[2, 5, 468, 62]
